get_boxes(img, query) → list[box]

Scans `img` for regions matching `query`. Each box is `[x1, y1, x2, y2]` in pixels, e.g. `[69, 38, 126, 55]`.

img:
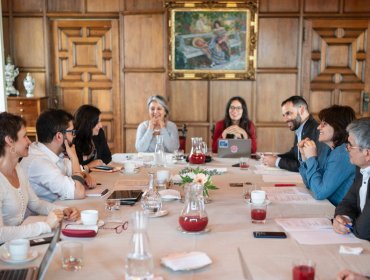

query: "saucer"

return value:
[245, 199, 271, 205]
[0, 250, 38, 264]
[146, 209, 169, 218]
[121, 168, 139, 175]
[75, 219, 104, 227]
[177, 227, 211, 235]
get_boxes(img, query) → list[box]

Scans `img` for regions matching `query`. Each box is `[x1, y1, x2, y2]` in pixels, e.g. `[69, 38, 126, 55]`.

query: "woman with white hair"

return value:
[135, 95, 179, 153]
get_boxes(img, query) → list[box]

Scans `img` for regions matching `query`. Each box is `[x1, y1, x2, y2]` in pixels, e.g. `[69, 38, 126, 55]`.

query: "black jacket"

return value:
[335, 167, 370, 241]
[77, 129, 112, 165]
[278, 115, 325, 172]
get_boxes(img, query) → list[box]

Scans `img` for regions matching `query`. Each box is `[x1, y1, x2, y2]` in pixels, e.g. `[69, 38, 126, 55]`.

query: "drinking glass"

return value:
[250, 202, 267, 224]
[174, 149, 184, 160]
[61, 242, 83, 271]
[292, 260, 315, 280]
[239, 157, 249, 170]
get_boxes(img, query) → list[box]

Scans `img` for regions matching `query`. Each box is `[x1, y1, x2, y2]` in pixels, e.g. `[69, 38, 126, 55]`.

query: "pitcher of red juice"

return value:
[189, 137, 206, 164]
[179, 183, 208, 232]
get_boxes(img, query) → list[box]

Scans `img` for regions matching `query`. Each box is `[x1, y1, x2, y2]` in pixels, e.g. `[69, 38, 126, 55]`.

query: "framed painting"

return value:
[165, 0, 258, 80]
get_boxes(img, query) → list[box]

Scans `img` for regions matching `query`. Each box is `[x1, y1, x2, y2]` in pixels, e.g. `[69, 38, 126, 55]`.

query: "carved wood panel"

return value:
[52, 20, 121, 152]
[303, 19, 370, 117]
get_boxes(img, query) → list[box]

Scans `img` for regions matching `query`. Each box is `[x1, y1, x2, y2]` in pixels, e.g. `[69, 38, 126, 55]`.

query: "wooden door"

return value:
[302, 19, 370, 117]
[51, 19, 121, 152]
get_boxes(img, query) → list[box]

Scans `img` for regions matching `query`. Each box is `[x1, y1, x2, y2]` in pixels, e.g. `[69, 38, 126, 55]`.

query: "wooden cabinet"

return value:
[7, 97, 48, 136]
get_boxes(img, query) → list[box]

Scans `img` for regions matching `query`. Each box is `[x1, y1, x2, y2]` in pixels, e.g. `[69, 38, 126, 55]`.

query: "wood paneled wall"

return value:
[2, 0, 370, 153]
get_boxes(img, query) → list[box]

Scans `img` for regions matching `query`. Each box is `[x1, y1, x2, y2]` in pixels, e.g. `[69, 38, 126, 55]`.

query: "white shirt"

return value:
[20, 142, 76, 202]
[0, 164, 59, 243]
[359, 166, 370, 211]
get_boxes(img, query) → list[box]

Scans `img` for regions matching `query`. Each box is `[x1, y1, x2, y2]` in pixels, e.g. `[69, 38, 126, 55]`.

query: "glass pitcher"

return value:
[141, 172, 162, 214]
[154, 135, 165, 166]
[125, 211, 154, 280]
[188, 137, 206, 164]
[179, 183, 208, 232]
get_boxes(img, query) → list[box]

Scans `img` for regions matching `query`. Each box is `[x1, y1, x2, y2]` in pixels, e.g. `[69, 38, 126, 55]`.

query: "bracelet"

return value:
[71, 175, 85, 185]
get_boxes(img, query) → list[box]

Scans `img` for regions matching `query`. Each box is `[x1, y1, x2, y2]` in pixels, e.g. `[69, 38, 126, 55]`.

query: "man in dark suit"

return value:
[262, 96, 324, 172]
[333, 117, 370, 241]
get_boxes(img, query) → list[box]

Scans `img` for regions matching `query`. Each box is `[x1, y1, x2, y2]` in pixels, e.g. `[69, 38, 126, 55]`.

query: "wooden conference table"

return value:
[39, 157, 370, 279]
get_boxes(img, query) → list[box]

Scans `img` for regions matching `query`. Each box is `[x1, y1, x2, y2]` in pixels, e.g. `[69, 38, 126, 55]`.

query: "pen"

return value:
[345, 224, 353, 230]
[274, 184, 296, 187]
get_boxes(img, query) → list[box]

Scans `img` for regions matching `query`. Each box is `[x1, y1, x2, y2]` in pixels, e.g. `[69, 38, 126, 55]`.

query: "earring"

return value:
[10, 146, 16, 153]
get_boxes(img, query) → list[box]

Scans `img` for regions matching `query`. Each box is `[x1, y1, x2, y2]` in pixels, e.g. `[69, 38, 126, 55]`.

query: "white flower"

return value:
[193, 173, 208, 185]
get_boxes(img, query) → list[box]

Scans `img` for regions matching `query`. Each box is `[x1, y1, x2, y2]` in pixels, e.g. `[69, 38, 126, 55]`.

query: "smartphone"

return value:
[94, 165, 114, 171]
[30, 236, 60, 246]
[229, 183, 244, 187]
[253, 231, 287, 239]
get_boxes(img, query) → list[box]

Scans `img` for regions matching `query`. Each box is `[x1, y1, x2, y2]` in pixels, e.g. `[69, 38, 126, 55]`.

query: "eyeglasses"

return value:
[229, 106, 243, 111]
[101, 221, 128, 234]
[345, 141, 362, 152]
[61, 129, 77, 136]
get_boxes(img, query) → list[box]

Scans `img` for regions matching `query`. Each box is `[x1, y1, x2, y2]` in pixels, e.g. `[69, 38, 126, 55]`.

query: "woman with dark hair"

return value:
[212, 96, 257, 154]
[74, 105, 111, 170]
[0, 112, 79, 243]
[135, 95, 179, 153]
[298, 105, 356, 206]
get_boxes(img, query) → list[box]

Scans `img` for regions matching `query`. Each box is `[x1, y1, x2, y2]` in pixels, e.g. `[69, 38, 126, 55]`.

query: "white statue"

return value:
[23, 73, 35, 98]
[5, 55, 19, 96]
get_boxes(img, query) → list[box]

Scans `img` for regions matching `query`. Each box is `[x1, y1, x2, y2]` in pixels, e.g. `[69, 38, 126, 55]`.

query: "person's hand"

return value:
[88, 159, 104, 168]
[262, 155, 277, 167]
[337, 269, 368, 280]
[297, 138, 309, 161]
[63, 207, 80, 221]
[301, 139, 317, 159]
[333, 215, 352, 235]
[64, 139, 78, 160]
[221, 126, 247, 139]
[84, 173, 96, 189]
[46, 209, 63, 229]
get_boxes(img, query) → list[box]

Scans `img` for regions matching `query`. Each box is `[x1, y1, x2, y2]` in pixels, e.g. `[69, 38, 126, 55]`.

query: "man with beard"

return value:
[262, 96, 325, 172]
[21, 109, 96, 202]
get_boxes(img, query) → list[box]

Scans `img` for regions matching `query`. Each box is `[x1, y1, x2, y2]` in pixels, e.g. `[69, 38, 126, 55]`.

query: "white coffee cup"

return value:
[7, 239, 30, 261]
[157, 170, 170, 184]
[251, 190, 266, 204]
[81, 210, 99, 226]
[124, 162, 136, 173]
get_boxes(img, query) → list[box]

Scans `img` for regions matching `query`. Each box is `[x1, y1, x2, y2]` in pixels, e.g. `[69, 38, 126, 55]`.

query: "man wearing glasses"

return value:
[333, 117, 370, 241]
[21, 109, 96, 202]
[262, 95, 327, 172]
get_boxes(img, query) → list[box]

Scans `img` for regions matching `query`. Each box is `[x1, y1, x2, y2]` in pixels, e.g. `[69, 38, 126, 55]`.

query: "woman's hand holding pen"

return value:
[333, 215, 352, 234]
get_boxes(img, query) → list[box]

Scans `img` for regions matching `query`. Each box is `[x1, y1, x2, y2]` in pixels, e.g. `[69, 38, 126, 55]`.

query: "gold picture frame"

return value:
[165, 0, 258, 80]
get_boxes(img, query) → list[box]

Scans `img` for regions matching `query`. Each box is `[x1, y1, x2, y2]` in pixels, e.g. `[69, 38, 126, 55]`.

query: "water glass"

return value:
[105, 199, 120, 211]
[292, 260, 315, 280]
[174, 149, 184, 160]
[239, 157, 249, 170]
[61, 242, 83, 271]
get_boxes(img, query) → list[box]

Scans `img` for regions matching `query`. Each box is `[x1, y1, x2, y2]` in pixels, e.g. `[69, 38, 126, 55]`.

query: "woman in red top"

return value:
[212, 96, 257, 154]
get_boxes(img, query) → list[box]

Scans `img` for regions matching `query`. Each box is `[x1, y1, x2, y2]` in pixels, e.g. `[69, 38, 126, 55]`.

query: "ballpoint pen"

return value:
[345, 224, 353, 230]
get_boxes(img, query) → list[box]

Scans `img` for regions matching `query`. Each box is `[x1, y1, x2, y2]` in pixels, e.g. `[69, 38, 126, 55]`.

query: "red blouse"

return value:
[212, 119, 257, 154]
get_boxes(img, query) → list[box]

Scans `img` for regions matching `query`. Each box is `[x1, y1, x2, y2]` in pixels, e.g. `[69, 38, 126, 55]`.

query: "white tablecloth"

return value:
[11, 157, 370, 279]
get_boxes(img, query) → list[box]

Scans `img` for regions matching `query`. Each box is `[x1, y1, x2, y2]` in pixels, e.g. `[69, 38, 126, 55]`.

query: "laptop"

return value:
[218, 139, 251, 158]
[0, 223, 61, 280]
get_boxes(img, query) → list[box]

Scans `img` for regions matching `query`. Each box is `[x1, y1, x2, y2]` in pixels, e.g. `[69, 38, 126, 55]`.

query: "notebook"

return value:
[217, 139, 251, 158]
[0, 223, 61, 280]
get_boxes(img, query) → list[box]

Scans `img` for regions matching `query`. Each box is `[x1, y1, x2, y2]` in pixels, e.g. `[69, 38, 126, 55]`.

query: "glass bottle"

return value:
[154, 135, 165, 166]
[179, 183, 208, 232]
[141, 172, 162, 214]
[125, 211, 154, 280]
[188, 137, 206, 164]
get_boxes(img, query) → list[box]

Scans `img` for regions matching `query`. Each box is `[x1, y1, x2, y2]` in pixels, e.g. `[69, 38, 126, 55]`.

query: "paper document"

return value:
[275, 218, 360, 245]
[262, 187, 315, 203]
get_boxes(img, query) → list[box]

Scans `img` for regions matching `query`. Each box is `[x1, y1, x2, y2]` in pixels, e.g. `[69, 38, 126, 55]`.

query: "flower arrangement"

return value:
[179, 167, 219, 197]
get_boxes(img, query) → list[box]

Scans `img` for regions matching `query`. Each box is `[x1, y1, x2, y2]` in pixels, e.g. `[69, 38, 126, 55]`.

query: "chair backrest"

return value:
[178, 124, 187, 153]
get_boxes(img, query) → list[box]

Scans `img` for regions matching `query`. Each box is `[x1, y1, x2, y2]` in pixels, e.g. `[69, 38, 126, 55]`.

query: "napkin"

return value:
[158, 189, 181, 200]
[161, 251, 212, 271]
[339, 245, 363, 255]
[203, 167, 227, 174]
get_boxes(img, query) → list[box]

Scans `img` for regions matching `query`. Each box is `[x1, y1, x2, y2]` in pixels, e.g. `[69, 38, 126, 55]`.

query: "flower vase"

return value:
[203, 188, 212, 204]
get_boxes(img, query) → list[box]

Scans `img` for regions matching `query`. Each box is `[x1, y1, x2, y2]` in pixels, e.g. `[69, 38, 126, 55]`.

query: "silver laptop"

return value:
[218, 139, 251, 158]
[0, 223, 61, 280]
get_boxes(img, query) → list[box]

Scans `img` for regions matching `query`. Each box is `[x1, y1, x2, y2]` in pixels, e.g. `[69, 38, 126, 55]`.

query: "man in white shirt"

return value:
[333, 117, 370, 241]
[21, 109, 96, 202]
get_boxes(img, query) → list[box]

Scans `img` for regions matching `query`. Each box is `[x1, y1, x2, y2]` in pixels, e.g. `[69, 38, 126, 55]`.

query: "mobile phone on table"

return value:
[94, 165, 114, 171]
[253, 231, 287, 239]
[229, 183, 244, 187]
[30, 236, 58, 246]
